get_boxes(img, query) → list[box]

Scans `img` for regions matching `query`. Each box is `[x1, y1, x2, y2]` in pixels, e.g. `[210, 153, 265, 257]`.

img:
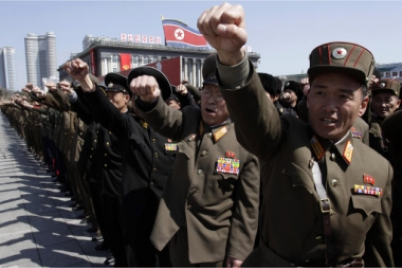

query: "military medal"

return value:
[363, 174, 375, 185]
[216, 157, 240, 175]
[354, 184, 382, 196]
[165, 143, 177, 151]
[226, 151, 236, 159]
[351, 127, 363, 140]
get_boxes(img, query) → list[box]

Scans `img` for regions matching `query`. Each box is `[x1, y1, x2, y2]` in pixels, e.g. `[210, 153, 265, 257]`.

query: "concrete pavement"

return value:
[0, 112, 111, 267]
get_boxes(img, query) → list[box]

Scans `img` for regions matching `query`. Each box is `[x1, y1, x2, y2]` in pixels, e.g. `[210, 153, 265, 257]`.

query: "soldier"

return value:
[130, 58, 259, 267]
[258, 72, 286, 116]
[369, 79, 401, 158]
[279, 80, 300, 117]
[197, 3, 393, 267]
[64, 59, 175, 267]
[370, 79, 401, 265]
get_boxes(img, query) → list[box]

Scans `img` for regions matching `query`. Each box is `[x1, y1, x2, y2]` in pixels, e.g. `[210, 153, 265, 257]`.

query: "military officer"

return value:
[369, 79, 401, 158]
[197, 3, 393, 267]
[130, 59, 260, 267]
[64, 59, 175, 267]
[372, 80, 401, 265]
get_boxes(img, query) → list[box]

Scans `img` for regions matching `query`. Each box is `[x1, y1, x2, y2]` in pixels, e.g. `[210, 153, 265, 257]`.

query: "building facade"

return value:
[59, 35, 261, 89]
[24, 32, 58, 89]
[0, 47, 17, 91]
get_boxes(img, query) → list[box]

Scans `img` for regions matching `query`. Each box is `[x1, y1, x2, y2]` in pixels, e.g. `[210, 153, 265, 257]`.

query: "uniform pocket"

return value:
[350, 195, 382, 217]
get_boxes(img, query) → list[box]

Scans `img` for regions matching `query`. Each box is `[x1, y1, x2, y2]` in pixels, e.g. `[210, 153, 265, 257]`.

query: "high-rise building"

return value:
[0, 47, 17, 91]
[24, 32, 57, 89]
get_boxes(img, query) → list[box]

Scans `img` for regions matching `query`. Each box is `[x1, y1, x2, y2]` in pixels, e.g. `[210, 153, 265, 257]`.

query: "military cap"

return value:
[372, 79, 400, 97]
[105, 73, 132, 98]
[202, 53, 218, 86]
[258, 72, 277, 97]
[127, 66, 171, 100]
[167, 85, 180, 102]
[283, 80, 300, 94]
[308, 41, 375, 86]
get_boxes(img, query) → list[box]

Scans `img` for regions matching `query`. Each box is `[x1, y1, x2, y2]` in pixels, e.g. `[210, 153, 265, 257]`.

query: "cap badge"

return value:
[107, 82, 114, 88]
[380, 82, 386, 88]
[332, 48, 347, 59]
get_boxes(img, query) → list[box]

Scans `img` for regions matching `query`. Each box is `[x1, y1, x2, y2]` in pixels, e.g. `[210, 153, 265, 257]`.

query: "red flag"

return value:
[162, 19, 208, 48]
[120, 53, 131, 71]
[149, 36, 155, 44]
[128, 34, 134, 42]
[120, 33, 127, 41]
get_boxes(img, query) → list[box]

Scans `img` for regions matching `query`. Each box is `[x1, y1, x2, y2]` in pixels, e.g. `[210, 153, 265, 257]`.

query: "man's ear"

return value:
[358, 95, 369, 117]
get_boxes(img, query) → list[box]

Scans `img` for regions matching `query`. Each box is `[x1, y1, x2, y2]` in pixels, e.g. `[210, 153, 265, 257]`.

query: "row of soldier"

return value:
[1, 2, 402, 267]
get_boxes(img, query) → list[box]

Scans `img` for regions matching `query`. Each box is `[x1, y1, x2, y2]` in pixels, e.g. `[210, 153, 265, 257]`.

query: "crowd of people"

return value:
[1, 3, 402, 267]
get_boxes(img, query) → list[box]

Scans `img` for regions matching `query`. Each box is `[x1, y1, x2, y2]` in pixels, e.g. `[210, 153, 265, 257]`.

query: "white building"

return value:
[24, 32, 58, 89]
[0, 47, 17, 91]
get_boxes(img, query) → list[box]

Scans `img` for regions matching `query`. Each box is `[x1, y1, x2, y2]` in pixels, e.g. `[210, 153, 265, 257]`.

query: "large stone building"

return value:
[0, 47, 16, 91]
[24, 32, 58, 89]
[58, 35, 261, 88]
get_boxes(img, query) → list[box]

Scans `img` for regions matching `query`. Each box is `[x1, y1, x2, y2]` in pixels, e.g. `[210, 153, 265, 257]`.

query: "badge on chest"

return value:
[215, 151, 240, 175]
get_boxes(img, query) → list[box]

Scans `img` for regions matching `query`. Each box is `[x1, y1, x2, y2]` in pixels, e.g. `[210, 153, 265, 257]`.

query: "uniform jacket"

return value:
[383, 110, 402, 190]
[139, 98, 260, 263]
[219, 59, 394, 267]
[80, 87, 175, 242]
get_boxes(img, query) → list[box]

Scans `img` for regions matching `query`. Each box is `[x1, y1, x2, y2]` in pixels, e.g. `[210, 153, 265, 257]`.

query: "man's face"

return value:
[200, 84, 229, 126]
[307, 72, 368, 142]
[166, 99, 181, 110]
[282, 89, 298, 105]
[371, 92, 401, 119]
[106, 90, 129, 112]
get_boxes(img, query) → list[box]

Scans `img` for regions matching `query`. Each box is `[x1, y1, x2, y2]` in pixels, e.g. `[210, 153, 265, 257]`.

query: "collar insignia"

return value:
[310, 135, 325, 161]
[343, 140, 353, 164]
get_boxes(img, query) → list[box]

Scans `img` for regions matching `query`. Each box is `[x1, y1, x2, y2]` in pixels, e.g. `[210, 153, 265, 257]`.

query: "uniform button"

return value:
[91, 147, 94, 151]
[109, 131, 111, 135]
[153, 167, 157, 172]
[197, 169, 203, 175]
[104, 164, 107, 168]
[106, 142, 110, 146]
[94, 139, 97, 143]
[79, 132, 83, 135]
[330, 179, 338, 187]
[152, 138, 156, 143]
[96, 131, 99, 134]
[154, 152, 159, 157]
[150, 181, 155, 186]
[200, 150, 207, 157]
[89, 155, 92, 159]
[330, 153, 336, 161]
[315, 235, 323, 240]
[104, 153, 107, 157]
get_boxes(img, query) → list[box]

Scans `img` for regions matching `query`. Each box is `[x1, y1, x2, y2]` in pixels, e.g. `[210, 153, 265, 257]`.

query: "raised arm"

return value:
[197, 3, 282, 160]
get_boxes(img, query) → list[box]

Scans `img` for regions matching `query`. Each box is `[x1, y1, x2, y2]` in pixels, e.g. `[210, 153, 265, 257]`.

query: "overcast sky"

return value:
[2, 0, 401, 91]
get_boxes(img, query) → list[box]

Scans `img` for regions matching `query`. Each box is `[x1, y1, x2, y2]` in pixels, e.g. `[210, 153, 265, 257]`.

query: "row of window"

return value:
[381, 70, 402, 78]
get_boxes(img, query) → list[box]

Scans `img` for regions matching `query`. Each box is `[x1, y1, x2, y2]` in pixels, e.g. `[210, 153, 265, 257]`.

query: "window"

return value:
[143, 56, 149, 65]
[392, 71, 398, 77]
[112, 67, 117, 72]
[399, 71, 402, 77]
[112, 55, 118, 63]
[132, 55, 139, 68]
[385, 72, 390, 78]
